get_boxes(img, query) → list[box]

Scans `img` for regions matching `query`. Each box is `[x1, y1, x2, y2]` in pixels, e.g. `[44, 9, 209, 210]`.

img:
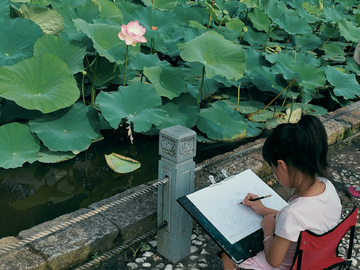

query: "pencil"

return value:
[238, 194, 272, 205]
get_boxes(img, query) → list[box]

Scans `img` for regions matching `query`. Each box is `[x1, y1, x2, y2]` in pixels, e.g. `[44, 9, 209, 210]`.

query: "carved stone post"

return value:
[157, 125, 196, 263]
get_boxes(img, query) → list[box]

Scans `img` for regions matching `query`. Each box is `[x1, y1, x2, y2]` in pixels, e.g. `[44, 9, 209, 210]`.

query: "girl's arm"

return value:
[261, 214, 291, 268]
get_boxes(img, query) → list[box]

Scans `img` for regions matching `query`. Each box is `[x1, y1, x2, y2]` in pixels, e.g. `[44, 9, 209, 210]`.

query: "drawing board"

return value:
[177, 169, 288, 263]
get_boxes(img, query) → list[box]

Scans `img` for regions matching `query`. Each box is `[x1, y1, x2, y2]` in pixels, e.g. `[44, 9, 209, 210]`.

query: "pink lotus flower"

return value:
[118, 20, 147, 47]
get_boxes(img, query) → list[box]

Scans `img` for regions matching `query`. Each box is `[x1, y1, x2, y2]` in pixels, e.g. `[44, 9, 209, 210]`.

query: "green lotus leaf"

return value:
[34, 35, 86, 75]
[323, 66, 360, 99]
[37, 146, 76, 163]
[157, 93, 199, 130]
[301, 2, 323, 16]
[248, 109, 280, 122]
[42, 0, 87, 8]
[73, 19, 140, 65]
[105, 153, 141, 174]
[222, 99, 266, 114]
[288, 34, 322, 50]
[55, 3, 100, 35]
[19, 4, 64, 35]
[0, 100, 41, 125]
[179, 31, 245, 81]
[95, 82, 167, 132]
[274, 14, 313, 36]
[245, 120, 265, 138]
[338, 18, 360, 43]
[173, 6, 208, 26]
[0, 18, 43, 68]
[29, 103, 101, 153]
[249, 67, 291, 95]
[321, 43, 345, 56]
[143, 65, 187, 99]
[284, 103, 328, 116]
[240, 0, 260, 9]
[0, 122, 40, 169]
[133, 6, 178, 39]
[225, 19, 245, 35]
[272, 61, 326, 90]
[196, 101, 247, 141]
[245, 48, 271, 72]
[114, 0, 140, 15]
[88, 56, 121, 87]
[323, 5, 343, 24]
[189, 20, 207, 30]
[0, 54, 79, 114]
[96, 0, 123, 25]
[248, 8, 271, 32]
[127, 53, 165, 71]
[242, 26, 268, 45]
[142, 0, 176, 10]
[0, 0, 10, 19]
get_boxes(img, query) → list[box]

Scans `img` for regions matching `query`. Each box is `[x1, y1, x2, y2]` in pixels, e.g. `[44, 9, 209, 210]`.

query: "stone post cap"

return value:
[159, 125, 197, 162]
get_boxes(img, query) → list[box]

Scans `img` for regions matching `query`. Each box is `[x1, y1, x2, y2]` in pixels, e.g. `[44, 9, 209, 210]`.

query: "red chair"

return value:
[291, 206, 358, 270]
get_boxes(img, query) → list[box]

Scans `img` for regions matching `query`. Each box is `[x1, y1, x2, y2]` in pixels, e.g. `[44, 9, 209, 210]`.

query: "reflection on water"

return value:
[0, 134, 160, 238]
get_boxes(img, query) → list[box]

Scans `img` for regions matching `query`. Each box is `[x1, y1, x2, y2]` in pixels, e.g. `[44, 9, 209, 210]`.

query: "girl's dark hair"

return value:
[262, 114, 329, 188]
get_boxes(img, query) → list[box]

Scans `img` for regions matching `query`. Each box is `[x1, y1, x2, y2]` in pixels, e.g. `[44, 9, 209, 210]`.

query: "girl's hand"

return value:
[242, 193, 265, 215]
[261, 214, 276, 236]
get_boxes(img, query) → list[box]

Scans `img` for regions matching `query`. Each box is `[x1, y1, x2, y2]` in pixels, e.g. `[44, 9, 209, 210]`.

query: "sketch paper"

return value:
[186, 169, 288, 244]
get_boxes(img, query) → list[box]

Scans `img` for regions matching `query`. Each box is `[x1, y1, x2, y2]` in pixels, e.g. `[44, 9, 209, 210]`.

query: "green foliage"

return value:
[0, 0, 360, 169]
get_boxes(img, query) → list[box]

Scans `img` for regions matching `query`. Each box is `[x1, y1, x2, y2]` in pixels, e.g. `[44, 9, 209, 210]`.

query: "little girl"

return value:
[221, 114, 342, 270]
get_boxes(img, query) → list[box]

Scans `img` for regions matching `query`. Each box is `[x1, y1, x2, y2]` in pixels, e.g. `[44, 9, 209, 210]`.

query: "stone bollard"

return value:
[157, 125, 197, 263]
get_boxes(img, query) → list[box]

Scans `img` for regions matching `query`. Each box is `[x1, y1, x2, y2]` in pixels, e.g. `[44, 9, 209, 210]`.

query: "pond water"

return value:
[0, 131, 257, 239]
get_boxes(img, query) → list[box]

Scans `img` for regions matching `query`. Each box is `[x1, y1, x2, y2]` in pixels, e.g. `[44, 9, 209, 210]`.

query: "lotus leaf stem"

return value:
[123, 45, 129, 86]
[91, 54, 99, 107]
[82, 71, 86, 105]
[321, 27, 336, 47]
[197, 65, 205, 104]
[234, 83, 241, 111]
[259, 76, 299, 115]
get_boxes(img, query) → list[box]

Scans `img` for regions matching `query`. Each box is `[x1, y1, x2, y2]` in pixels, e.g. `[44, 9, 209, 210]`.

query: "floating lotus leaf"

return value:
[225, 19, 246, 35]
[245, 120, 265, 138]
[284, 103, 328, 116]
[245, 48, 271, 72]
[29, 103, 101, 153]
[240, 0, 260, 8]
[173, 6, 208, 26]
[222, 99, 266, 114]
[196, 101, 247, 141]
[248, 109, 277, 122]
[157, 93, 199, 130]
[337, 18, 360, 43]
[0, 122, 40, 169]
[19, 4, 64, 35]
[105, 153, 141, 174]
[144, 65, 187, 99]
[179, 31, 246, 81]
[114, 0, 140, 15]
[265, 108, 303, 129]
[34, 35, 86, 74]
[0, 18, 43, 68]
[96, 82, 167, 132]
[323, 66, 360, 99]
[73, 19, 139, 65]
[0, 54, 79, 114]
[37, 146, 76, 163]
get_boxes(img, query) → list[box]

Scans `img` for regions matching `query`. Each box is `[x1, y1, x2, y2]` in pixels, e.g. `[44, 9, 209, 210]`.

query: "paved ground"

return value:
[86, 133, 360, 270]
